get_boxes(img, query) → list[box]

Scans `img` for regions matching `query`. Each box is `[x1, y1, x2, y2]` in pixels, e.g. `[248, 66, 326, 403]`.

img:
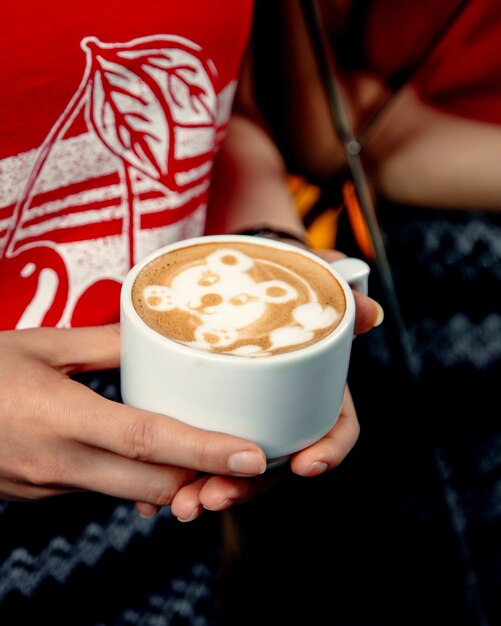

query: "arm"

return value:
[187, 42, 383, 518]
[205, 112, 306, 239]
[205, 38, 305, 240]
[0, 41, 380, 525]
[243, 0, 501, 212]
[364, 84, 501, 212]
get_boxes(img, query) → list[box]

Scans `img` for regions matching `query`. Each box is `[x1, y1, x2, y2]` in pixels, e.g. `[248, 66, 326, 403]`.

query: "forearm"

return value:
[205, 113, 305, 239]
[366, 86, 501, 212]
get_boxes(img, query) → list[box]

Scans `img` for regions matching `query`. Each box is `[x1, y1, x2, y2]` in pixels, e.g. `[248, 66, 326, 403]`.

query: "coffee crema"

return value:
[132, 240, 346, 356]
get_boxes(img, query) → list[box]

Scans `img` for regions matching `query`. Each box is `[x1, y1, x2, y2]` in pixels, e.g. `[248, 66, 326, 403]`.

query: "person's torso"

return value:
[0, 0, 253, 329]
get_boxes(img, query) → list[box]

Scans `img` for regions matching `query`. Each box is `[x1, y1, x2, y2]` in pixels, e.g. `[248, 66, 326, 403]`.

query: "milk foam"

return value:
[133, 242, 345, 356]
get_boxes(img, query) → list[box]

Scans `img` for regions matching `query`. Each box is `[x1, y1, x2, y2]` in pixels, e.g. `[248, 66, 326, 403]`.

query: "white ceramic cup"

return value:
[120, 235, 370, 466]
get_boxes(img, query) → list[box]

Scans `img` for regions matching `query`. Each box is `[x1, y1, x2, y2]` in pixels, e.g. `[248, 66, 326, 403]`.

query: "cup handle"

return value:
[330, 258, 370, 297]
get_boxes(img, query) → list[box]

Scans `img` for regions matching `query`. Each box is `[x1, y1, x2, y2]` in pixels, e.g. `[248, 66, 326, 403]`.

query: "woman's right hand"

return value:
[0, 325, 266, 504]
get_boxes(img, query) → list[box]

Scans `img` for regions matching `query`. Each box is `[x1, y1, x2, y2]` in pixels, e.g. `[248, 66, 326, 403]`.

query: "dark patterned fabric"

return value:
[348, 204, 501, 626]
[224, 204, 501, 626]
[0, 370, 223, 626]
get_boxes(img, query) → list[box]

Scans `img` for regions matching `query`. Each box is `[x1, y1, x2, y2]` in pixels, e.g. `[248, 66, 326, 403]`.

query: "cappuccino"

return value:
[132, 239, 346, 356]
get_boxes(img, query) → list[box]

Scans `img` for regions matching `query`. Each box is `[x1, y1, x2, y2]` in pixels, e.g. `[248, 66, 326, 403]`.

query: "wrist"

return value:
[232, 226, 309, 249]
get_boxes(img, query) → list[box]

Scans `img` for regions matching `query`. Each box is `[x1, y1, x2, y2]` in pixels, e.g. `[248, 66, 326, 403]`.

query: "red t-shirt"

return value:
[0, 0, 253, 329]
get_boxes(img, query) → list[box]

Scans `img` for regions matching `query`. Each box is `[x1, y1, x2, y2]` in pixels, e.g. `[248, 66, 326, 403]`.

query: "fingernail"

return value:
[373, 300, 385, 327]
[298, 461, 329, 477]
[177, 507, 199, 523]
[203, 498, 233, 512]
[228, 451, 266, 475]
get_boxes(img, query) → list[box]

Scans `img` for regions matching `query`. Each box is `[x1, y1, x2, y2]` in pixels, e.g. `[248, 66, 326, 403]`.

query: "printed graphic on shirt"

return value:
[0, 35, 236, 329]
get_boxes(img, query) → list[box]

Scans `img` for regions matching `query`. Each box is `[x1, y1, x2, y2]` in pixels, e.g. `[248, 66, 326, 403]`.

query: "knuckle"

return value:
[122, 419, 157, 461]
[24, 458, 65, 488]
[150, 484, 176, 508]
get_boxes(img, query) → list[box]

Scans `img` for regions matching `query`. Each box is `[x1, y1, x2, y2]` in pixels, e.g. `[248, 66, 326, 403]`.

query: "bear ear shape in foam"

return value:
[206, 249, 254, 272]
[251, 280, 298, 304]
[143, 285, 178, 311]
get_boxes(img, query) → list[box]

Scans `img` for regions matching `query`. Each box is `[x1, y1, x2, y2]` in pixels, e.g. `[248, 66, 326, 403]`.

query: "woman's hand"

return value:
[313, 248, 384, 334]
[0, 325, 267, 504]
[168, 385, 360, 521]
[0, 273, 381, 522]
[167, 268, 382, 522]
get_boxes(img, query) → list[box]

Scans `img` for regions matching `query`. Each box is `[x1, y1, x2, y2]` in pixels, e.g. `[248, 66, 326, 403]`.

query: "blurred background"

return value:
[220, 2, 501, 625]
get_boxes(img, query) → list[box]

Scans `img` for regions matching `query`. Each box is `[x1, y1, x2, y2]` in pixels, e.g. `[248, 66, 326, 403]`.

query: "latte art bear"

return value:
[132, 241, 346, 356]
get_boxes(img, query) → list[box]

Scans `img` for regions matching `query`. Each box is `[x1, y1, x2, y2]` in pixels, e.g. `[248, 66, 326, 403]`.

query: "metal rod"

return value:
[299, 3, 489, 622]
[300, 0, 416, 375]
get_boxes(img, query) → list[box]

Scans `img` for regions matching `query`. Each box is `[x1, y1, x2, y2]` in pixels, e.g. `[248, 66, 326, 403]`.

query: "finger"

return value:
[57, 324, 121, 373]
[313, 249, 346, 263]
[198, 469, 286, 512]
[62, 444, 198, 505]
[353, 291, 384, 334]
[24, 325, 121, 374]
[135, 502, 159, 518]
[290, 387, 360, 477]
[170, 475, 211, 522]
[61, 381, 267, 477]
[313, 251, 384, 333]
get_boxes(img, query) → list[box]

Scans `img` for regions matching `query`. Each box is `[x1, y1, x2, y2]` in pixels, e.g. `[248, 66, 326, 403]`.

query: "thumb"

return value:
[352, 291, 384, 335]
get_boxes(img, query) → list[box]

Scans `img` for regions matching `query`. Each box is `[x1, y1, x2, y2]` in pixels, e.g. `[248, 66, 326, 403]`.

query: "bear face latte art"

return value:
[131, 240, 346, 356]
